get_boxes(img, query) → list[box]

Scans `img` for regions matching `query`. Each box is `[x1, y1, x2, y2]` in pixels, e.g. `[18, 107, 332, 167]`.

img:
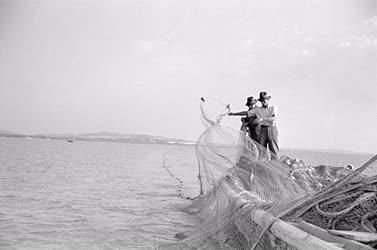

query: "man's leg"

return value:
[258, 126, 269, 159]
[250, 125, 260, 143]
[267, 126, 279, 159]
[248, 126, 260, 159]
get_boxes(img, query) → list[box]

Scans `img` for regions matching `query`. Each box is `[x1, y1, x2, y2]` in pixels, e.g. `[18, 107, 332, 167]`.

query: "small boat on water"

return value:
[67, 139, 74, 143]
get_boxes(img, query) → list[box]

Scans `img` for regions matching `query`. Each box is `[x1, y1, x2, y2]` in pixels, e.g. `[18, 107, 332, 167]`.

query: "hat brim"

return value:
[258, 96, 271, 101]
[245, 100, 257, 106]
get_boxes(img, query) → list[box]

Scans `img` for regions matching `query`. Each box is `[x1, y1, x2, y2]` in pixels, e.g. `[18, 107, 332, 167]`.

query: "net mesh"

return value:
[159, 98, 377, 249]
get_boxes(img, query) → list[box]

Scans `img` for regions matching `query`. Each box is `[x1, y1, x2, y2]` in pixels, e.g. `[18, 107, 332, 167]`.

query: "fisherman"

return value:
[228, 96, 259, 142]
[248, 91, 279, 160]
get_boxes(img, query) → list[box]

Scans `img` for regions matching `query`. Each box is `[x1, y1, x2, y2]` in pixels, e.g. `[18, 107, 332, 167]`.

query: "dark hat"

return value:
[258, 91, 271, 101]
[245, 96, 257, 106]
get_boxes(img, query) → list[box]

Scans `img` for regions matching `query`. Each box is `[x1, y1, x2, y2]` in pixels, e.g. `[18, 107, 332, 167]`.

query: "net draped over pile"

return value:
[160, 98, 377, 250]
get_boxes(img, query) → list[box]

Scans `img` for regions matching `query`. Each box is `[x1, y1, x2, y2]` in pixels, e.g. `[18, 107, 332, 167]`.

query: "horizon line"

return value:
[0, 129, 374, 155]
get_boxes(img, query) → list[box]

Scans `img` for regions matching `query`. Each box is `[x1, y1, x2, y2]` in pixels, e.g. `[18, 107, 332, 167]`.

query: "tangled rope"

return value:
[280, 155, 324, 188]
[315, 192, 375, 218]
[266, 155, 377, 249]
[280, 156, 377, 240]
[361, 211, 377, 233]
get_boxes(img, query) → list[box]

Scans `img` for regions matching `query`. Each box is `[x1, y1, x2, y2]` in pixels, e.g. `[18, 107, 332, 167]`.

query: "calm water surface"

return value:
[0, 137, 373, 249]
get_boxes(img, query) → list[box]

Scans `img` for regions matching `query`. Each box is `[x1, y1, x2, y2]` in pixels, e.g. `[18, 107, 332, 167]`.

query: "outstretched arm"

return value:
[229, 111, 248, 116]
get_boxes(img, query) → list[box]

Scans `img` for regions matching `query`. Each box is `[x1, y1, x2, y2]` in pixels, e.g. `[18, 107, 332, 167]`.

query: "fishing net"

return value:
[160, 97, 377, 249]
[282, 157, 377, 248]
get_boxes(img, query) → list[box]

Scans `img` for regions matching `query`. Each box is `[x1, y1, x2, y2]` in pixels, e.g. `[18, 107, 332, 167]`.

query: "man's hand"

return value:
[255, 118, 264, 123]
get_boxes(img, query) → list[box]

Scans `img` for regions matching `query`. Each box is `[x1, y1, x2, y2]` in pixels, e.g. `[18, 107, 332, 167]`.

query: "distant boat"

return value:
[67, 139, 74, 143]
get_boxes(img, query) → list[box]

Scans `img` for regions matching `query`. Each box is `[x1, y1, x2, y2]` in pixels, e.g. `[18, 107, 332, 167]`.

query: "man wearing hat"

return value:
[228, 96, 259, 142]
[247, 91, 279, 159]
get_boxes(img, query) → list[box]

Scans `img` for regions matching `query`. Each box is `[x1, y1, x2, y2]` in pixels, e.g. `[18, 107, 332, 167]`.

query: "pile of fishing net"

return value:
[159, 98, 377, 249]
[282, 160, 377, 248]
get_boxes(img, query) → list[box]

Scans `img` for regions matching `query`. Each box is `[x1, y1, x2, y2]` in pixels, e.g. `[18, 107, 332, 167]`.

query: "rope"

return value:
[200, 96, 231, 124]
[361, 211, 377, 233]
[279, 154, 377, 221]
[161, 154, 199, 200]
[282, 155, 324, 188]
[195, 97, 231, 196]
[315, 192, 376, 218]
[320, 191, 363, 207]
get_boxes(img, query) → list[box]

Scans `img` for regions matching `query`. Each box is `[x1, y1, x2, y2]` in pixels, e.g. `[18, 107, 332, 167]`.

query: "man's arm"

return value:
[263, 115, 275, 122]
[228, 111, 248, 116]
[259, 106, 276, 123]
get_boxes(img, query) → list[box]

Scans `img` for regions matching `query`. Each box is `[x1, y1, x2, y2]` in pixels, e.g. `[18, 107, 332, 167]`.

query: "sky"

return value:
[0, 0, 376, 153]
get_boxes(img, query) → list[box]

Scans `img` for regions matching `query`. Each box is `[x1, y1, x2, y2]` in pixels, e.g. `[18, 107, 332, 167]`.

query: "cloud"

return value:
[241, 39, 255, 48]
[336, 17, 377, 49]
[363, 16, 377, 36]
[337, 41, 352, 48]
[337, 36, 377, 49]
[139, 33, 176, 53]
[301, 49, 314, 56]
[140, 40, 168, 53]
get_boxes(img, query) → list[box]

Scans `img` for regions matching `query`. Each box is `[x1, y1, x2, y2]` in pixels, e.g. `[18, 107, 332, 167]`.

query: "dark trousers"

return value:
[248, 125, 259, 142]
[258, 126, 279, 160]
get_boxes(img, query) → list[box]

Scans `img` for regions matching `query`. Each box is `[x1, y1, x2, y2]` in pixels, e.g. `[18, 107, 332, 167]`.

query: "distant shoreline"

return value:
[0, 133, 196, 146]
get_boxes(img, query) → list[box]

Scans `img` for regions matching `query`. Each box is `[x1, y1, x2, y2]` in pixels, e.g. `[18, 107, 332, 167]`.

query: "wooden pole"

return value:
[294, 221, 374, 250]
[222, 177, 345, 250]
[250, 209, 345, 250]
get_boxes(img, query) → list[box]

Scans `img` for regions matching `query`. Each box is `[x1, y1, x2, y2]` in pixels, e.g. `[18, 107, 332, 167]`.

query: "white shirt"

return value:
[247, 106, 277, 126]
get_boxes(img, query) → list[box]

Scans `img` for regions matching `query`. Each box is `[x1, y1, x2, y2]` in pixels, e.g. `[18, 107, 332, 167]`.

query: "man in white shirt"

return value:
[247, 91, 279, 159]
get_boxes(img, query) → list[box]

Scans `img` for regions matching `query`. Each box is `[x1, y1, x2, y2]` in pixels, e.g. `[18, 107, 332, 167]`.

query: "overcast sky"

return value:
[0, 0, 376, 153]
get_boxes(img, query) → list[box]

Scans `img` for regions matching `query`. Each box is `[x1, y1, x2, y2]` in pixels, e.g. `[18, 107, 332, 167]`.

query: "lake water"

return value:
[0, 137, 374, 249]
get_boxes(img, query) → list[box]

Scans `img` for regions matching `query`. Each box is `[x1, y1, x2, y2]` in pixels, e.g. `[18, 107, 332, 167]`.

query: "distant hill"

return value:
[75, 132, 194, 145]
[22, 131, 195, 145]
[77, 131, 167, 140]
